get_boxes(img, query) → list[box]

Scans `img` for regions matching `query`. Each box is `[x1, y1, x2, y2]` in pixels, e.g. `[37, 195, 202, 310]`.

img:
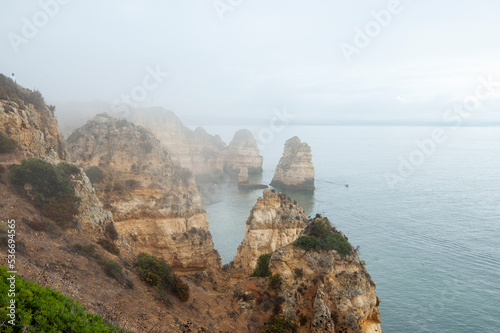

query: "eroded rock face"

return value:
[124, 107, 263, 178]
[271, 136, 315, 190]
[222, 129, 263, 175]
[269, 244, 382, 333]
[67, 114, 221, 273]
[0, 100, 65, 160]
[0, 94, 116, 235]
[238, 167, 249, 184]
[124, 107, 225, 177]
[231, 189, 308, 279]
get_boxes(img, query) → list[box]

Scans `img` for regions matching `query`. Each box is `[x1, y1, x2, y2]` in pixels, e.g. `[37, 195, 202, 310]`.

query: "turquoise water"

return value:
[202, 126, 500, 333]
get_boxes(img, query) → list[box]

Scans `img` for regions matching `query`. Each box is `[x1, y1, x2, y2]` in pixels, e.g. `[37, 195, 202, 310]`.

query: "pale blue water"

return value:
[201, 125, 500, 333]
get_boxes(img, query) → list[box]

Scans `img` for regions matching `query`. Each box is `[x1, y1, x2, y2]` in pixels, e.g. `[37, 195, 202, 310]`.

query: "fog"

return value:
[2, 0, 500, 125]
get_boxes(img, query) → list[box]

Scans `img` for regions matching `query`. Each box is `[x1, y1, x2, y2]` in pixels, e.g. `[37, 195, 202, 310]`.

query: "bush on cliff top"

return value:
[9, 159, 80, 228]
[294, 216, 353, 256]
[0, 74, 53, 111]
[137, 253, 189, 302]
[0, 265, 128, 332]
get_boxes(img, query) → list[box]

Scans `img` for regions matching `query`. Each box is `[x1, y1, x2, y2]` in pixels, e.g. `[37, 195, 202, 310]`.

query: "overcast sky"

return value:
[1, 0, 500, 124]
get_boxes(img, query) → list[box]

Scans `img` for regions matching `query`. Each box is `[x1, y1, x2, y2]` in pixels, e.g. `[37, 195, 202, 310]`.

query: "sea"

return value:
[199, 125, 500, 333]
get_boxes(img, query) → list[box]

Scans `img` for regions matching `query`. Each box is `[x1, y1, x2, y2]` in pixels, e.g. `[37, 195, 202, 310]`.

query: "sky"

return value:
[1, 0, 500, 125]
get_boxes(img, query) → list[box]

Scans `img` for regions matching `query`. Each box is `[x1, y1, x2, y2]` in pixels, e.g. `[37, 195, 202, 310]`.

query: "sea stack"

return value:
[238, 167, 249, 184]
[231, 189, 308, 279]
[271, 136, 315, 190]
[222, 129, 263, 175]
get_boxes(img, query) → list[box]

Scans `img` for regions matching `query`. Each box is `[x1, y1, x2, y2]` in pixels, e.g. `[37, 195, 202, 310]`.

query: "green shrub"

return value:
[70, 244, 129, 285]
[57, 162, 80, 176]
[269, 274, 283, 291]
[0, 132, 16, 153]
[262, 315, 298, 333]
[86, 166, 105, 184]
[8, 159, 80, 228]
[0, 74, 48, 110]
[105, 223, 119, 240]
[294, 217, 353, 256]
[294, 236, 321, 252]
[137, 252, 189, 302]
[251, 253, 272, 277]
[0, 265, 128, 332]
[97, 238, 120, 255]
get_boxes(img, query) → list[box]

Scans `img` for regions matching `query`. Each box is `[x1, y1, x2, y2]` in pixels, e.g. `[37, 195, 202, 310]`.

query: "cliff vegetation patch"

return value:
[9, 159, 80, 229]
[262, 315, 298, 333]
[69, 243, 132, 287]
[294, 216, 353, 256]
[0, 132, 16, 153]
[137, 252, 190, 303]
[0, 74, 54, 111]
[85, 166, 105, 184]
[251, 253, 272, 277]
[0, 265, 128, 332]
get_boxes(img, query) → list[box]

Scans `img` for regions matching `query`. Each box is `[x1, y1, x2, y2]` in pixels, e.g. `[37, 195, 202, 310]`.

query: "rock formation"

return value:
[124, 107, 263, 178]
[0, 98, 65, 161]
[268, 218, 382, 333]
[222, 129, 263, 175]
[238, 167, 249, 184]
[231, 189, 308, 278]
[0, 78, 381, 333]
[67, 114, 221, 273]
[0, 82, 113, 233]
[271, 136, 315, 190]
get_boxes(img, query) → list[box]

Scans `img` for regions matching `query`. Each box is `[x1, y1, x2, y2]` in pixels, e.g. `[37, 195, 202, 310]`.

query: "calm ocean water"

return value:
[200, 125, 500, 333]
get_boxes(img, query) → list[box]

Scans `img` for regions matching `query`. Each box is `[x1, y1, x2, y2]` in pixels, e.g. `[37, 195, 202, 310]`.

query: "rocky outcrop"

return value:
[238, 167, 249, 184]
[124, 107, 263, 178]
[271, 136, 315, 190]
[0, 83, 112, 233]
[231, 189, 308, 279]
[124, 107, 225, 177]
[67, 114, 221, 273]
[222, 129, 263, 175]
[0, 99, 65, 160]
[268, 219, 382, 333]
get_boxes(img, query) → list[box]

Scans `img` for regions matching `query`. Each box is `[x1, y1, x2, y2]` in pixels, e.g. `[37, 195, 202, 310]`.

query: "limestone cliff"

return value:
[124, 107, 263, 178]
[268, 219, 382, 333]
[222, 129, 263, 175]
[0, 98, 65, 161]
[0, 78, 112, 233]
[67, 113, 221, 273]
[271, 136, 315, 190]
[125, 107, 224, 176]
[232, 189, 308, 279]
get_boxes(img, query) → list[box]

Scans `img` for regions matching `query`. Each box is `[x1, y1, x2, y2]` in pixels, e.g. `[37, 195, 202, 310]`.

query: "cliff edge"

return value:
[67, 114, 221, 273]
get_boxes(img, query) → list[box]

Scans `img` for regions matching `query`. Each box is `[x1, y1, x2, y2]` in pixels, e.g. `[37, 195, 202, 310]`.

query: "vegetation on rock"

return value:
[69, 243, 131, 287]
[85, 166, 105, 184]
[294, 216, 353, 255]
[251, 253, 272, 277]
[9, 159, 80, 228]
[262, 315, 298, 333]
[269, 274, 283, 291]
[0, 74, 53, 111]
[137, 253, 190, 302]
[0, 132, 16, 154]
[0, 265, 128, 332]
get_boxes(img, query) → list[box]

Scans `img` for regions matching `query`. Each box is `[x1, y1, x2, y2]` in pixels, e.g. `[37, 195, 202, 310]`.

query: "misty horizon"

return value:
[2, 1, 500, 127]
